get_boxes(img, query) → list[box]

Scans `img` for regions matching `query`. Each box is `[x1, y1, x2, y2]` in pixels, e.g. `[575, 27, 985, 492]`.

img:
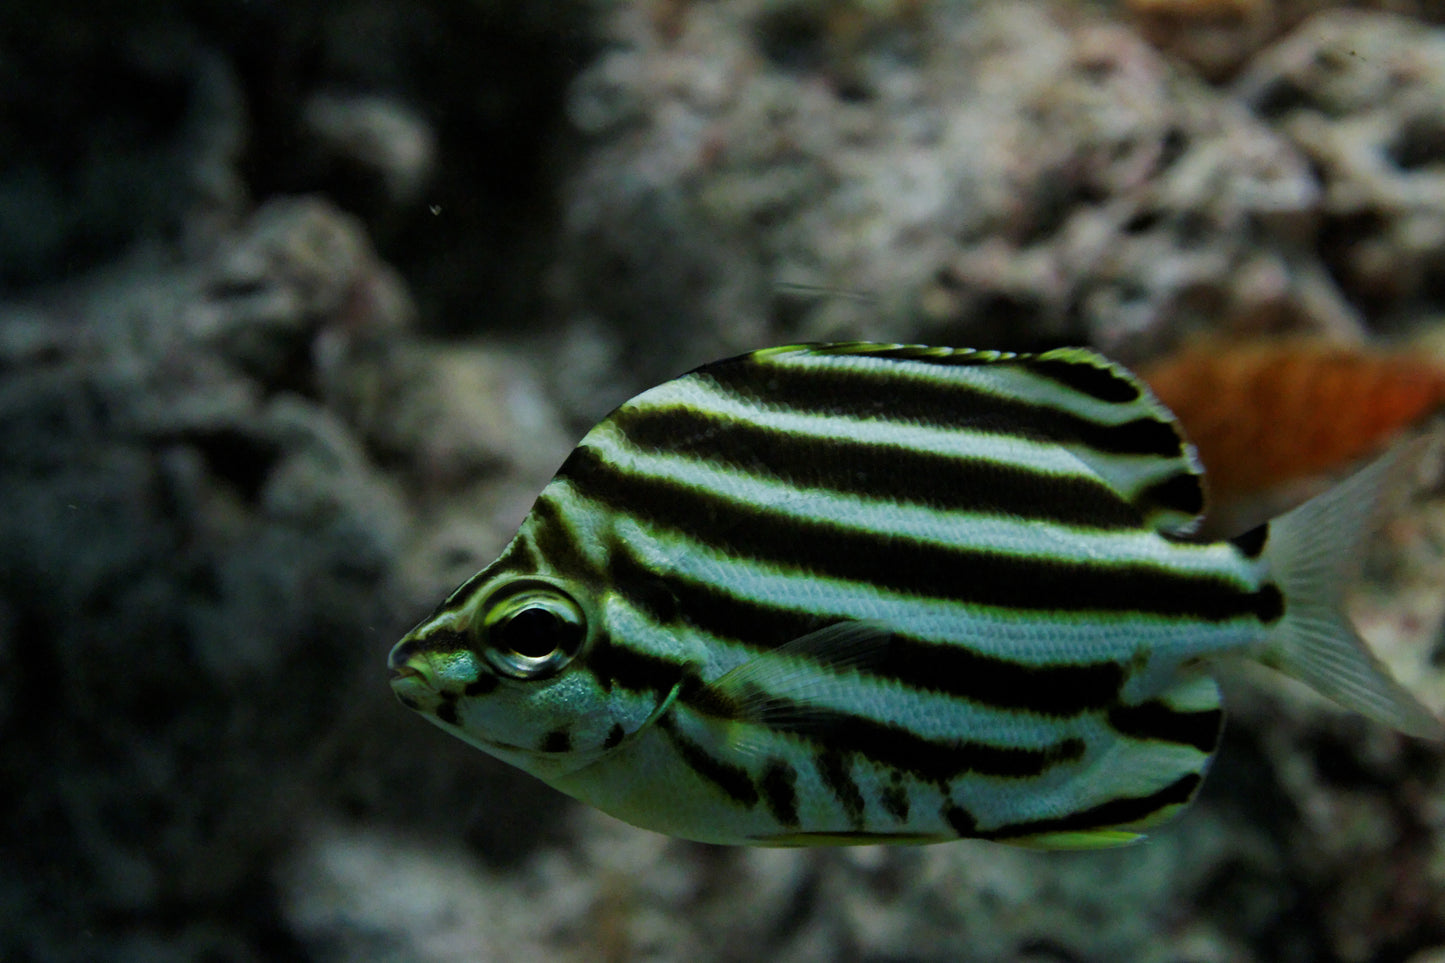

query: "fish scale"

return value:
[389, 342, 1442, 848]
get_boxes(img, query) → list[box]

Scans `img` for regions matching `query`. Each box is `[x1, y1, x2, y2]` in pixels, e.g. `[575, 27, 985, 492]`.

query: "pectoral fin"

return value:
[701, 620, 894, 729]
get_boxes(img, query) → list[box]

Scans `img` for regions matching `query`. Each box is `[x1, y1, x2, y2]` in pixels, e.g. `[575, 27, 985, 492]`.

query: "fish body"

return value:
[389, 343, 1441, 848]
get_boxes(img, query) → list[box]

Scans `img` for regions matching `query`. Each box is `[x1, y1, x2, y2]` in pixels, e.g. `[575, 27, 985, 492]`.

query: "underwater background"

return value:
[5, 1, 1445, 960]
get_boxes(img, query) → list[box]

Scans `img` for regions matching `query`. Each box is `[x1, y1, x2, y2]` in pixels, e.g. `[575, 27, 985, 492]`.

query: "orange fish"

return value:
[1138, 338, 1445, 534]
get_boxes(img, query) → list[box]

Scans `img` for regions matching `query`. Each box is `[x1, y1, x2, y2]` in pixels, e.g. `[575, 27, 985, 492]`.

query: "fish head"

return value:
[387, 563, 679, 780]
[389, 570, 652, 778]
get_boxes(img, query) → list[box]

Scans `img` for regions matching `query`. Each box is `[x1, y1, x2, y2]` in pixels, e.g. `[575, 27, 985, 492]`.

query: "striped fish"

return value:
[388, 343, 1442, 848]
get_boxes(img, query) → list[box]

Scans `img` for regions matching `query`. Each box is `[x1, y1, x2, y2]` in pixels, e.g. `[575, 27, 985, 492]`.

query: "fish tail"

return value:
[1253, 434, 1443, 739]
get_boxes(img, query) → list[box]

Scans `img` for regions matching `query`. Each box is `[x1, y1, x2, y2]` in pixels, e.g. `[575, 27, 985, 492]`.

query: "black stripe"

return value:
[760, 759, 800, 828]
[698, 354, 1185, 460]
[396, 627, 481, 665]
[1138, 471, 1206, 520]
[759, 343, 1143, 407]
[1254, 582, 1284, 624]
[611, 405, 1145, 530]
[985, 772, 1202, 841]
[1230, 523, 1269, 560]
[944, 804, 978, 837]
[585, 635, 686, 696]
[539, 728, 572, 753]
[489, 537, 539, 579]
[610, 548, 1128, 715]
[464, 675, 499, 697]
[882, 775, 911, 822]
[658, 714, 758, 808]
[602, 723, 626, 750]
[1026, 356, 1142, 404]
[526, 493, 602, 586]
[438, 572, 489, 617]
[685, 689, 1087, 782]
[1107, 701, 1222, 753]
[817, 749, 866, 826]
[771, 343, 988, 365]
[560, 446, 1256, 623]
[602, 530, 682, 623]
[435, 699, 459, 726]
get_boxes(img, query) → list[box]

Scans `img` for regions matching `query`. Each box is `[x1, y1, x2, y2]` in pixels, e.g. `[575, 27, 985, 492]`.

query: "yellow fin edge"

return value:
[1000, 829, 1146, 850]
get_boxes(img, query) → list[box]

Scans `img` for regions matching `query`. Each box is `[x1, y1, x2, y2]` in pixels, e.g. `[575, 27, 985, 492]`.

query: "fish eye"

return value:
[478, 581, 588, 680]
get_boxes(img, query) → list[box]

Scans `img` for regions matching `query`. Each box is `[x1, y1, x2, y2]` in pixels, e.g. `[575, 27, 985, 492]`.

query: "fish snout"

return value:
[388, 646, 440, 710]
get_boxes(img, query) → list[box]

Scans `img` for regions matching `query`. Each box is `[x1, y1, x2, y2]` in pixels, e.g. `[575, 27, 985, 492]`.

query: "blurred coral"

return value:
[1127, 0, 1277, 80]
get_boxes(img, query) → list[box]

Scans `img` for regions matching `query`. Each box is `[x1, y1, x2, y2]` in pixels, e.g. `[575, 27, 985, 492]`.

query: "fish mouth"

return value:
[388, 652, 441, 710]
[388, 638, 439, 685]
[388, 662, 422, 682]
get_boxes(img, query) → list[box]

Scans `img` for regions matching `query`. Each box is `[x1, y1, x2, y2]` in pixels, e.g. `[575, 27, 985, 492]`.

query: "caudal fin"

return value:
[1258, 434, 1444, 740]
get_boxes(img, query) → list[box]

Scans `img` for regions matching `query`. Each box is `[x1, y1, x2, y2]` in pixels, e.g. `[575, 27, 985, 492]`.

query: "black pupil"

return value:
[497, 606, 578, 659]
